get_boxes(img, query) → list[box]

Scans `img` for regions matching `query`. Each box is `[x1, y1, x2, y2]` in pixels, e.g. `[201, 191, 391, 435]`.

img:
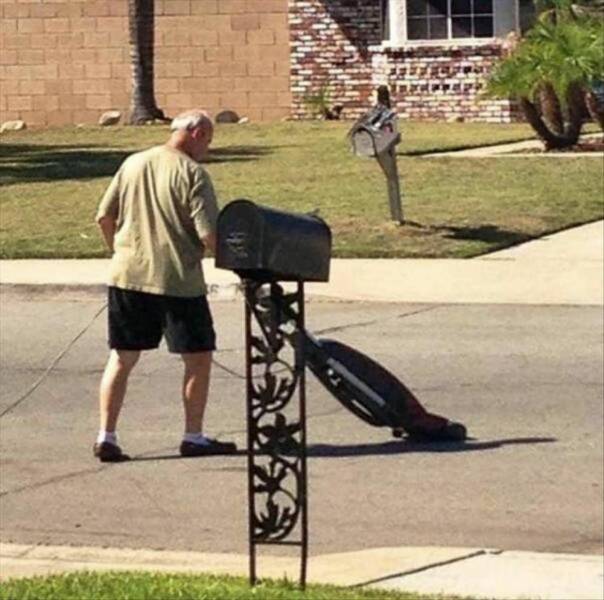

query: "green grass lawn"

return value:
[0, 571, 469, 600]
[0, 122, 602, 258]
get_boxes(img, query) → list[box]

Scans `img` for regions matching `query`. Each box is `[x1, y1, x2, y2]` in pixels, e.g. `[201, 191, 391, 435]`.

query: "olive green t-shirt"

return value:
[96, 145, 218, 297]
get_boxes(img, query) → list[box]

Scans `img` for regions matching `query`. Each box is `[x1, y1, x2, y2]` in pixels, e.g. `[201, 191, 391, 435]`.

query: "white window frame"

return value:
[383, 0, 519, 47]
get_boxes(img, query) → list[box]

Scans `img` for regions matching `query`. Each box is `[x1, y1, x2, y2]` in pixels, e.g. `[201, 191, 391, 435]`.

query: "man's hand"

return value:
[97, 215, 117, 253]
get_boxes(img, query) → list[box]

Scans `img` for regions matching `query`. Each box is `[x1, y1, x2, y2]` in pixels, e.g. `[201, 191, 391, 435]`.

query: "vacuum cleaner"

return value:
[270, 286, 467, 442]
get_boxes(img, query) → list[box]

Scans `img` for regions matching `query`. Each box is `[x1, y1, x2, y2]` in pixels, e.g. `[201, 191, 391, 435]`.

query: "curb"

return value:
[0, 282, 244, 301]
[2, 542, 603, 600]
[0, 542, 486, 586]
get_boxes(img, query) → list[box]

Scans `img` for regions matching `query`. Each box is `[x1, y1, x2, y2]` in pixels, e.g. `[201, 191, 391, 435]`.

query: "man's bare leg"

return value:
[181, 351, 212, 434]
[180, 352, 236, 456]
[94, 349, 140, 461]
[99, 349, 140, 433]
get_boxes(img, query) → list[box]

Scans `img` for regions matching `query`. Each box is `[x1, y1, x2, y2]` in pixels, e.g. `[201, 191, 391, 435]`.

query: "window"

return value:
[450, 0, 494, 38]
[383, 0, 503, 43]
[407, 0, 448, 40]
[407, 0, 494, 40]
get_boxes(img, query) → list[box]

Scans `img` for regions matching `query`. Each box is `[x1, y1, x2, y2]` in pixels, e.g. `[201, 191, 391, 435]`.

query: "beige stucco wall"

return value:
[0, 0, 292, 127]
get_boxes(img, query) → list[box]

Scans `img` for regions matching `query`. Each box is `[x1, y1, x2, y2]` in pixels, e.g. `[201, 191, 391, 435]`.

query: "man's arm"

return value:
[96, 167, 122, 254]
[201, 231, 216, 254]
[96, 215, 117, 253]
[190, 172, 219, 255]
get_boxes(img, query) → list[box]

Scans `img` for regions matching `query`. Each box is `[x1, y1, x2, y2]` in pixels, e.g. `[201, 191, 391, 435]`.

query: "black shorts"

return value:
[108, 287, 216, 353]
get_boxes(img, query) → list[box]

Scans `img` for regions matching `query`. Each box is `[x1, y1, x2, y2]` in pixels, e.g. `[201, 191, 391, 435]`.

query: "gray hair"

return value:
[170, 110, 213, 132]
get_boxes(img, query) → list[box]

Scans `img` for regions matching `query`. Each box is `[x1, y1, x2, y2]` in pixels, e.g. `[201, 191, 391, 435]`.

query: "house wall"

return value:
[289, 0, 518, 122]
[289, 0, 382, 119]
[373, 45, 519, 122]
[0, 0, 291, 127]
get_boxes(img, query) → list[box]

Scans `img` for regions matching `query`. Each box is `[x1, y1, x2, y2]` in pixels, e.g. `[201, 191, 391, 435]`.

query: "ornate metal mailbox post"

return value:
[244, 280, 308, 585]
[216, 200, 331, 588]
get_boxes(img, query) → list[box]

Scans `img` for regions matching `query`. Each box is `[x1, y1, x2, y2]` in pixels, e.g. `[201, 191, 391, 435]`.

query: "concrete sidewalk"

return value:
[0, 220, 602, 305]
[1, 542, 602, 600]
[424, 132, 604, 157]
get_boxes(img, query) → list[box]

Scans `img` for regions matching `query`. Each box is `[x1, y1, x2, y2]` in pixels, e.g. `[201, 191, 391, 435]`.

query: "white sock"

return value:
[183, 432, 210, 446]
[97, 430, 117, 445]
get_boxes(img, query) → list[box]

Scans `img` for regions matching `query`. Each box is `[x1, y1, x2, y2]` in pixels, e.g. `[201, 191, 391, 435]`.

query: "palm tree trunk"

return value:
[562, 81, 585, 143]
[537, 83, 564, 135]
[520, 83, 584, 151]
[127, 0, 166, 125]
[520, 97, 563, 150]
[585, 88, 604, 131]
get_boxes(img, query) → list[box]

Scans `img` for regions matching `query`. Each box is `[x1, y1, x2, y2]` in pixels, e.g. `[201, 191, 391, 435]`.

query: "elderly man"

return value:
[94, 109, 236, 462]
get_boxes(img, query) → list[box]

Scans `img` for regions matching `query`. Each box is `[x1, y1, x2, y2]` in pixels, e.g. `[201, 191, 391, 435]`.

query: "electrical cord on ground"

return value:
[3, 292, 419, 418]
[0, 302, 109, 419]
[211, 357, 246, 379]
[0, 301, 252, 420]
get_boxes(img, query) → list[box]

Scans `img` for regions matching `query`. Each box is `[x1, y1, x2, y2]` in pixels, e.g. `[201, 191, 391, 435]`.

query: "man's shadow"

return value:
[128, 437, 556, 462]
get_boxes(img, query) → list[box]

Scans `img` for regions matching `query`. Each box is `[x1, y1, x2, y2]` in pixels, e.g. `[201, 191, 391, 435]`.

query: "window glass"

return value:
[452, 16, 472, 36]
[408, 0, 428, 16]
[429, 0, 448, 16]
[474, 15, 494, 35]
[451, 0, 472, 14]
[430, 16, 448, 38]
[408, 17, 429, 38]
[473, 0, 493, 13]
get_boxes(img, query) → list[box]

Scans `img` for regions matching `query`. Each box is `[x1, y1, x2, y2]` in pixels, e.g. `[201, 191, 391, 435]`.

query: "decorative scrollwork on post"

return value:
[244, 281, 308, 588]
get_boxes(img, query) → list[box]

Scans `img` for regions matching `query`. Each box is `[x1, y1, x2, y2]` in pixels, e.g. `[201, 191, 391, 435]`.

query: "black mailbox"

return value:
[216, 199, 331, 282]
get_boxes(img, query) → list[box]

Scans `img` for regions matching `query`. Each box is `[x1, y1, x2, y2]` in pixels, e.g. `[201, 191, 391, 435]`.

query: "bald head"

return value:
[170, 109, 213, 135]
[167, 109, 214, 162]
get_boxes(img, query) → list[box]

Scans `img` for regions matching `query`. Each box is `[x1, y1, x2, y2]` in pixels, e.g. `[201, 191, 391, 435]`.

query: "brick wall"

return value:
[373, 45, 518, 122]
[289, 0, 381, 120]
[0, 0, 292, 127]
[289, 0, 518, 122]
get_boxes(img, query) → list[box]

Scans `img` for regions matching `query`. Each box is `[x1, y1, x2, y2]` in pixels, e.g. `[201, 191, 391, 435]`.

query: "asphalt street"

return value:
[1, 287, 602, 557]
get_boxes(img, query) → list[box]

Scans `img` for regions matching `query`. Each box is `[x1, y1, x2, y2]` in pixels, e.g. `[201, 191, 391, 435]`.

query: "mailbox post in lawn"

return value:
[349, 102, 404, 224]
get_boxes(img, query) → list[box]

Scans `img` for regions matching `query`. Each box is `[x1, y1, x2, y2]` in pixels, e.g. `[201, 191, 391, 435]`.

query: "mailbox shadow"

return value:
[439, 224, 532, 247]
[399, 221, 532, 250]
[306, 437, 557, 457]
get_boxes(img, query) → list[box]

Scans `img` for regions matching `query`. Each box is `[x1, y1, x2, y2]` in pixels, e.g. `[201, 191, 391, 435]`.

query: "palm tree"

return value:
[127, 0, 167, 125]
[487, 16, 604, 149]
[528, 0, 603, 132]
[560, 0, 604, 129]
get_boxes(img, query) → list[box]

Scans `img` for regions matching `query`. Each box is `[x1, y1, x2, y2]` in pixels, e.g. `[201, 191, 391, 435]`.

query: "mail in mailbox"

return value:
[216, 199, 331, 282]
